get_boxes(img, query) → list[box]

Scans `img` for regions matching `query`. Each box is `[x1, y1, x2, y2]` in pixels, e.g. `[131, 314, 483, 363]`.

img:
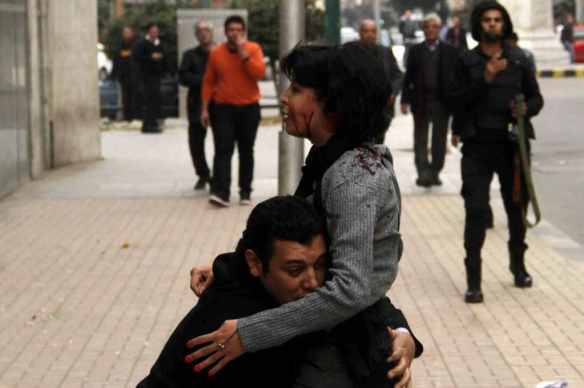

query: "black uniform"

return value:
[134, 38, 166, 133]
[179, 46, 211, 181]
[376, 45, 403, 144]
[111, 40, 139, 121]
[448, 42, 543, 296]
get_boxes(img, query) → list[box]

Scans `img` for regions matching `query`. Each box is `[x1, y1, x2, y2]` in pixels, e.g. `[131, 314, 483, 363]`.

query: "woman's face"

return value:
[280, 81, 334, 146]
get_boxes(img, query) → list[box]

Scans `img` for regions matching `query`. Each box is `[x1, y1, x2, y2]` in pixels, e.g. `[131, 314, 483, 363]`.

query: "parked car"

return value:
[100, 74, 178, 120]
[573, 25, 584, 63]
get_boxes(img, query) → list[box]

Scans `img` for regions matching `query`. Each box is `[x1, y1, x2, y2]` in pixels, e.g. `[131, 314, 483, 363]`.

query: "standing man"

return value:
[448, 1, 544, 303]
[111, 26, 138, 122]
[201, 15, 265, 207]
[445, 16, 469, 53]
[561, 13, 575, 64]
[134, 23, 166, 133]
[358, 19, 403, 144]
[179, 21, 214, 191]
[401, 14, 458, 187]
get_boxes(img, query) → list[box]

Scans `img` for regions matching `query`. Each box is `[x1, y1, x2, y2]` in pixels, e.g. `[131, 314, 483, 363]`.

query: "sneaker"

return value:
[240, 194, 251, 206]
[194, 177, 210, 191]
[209, 194, 230, 208]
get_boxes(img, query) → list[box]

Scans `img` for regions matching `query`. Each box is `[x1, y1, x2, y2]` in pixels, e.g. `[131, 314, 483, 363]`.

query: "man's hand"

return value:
[387, 328, 415, 388]
[185, 320, 244, 377]
[190, 266, 214, 297]
[389, 95, 396, 106]
[451, 134, 460, 148]
[400, 103, 409, 115]
[484, 53, 507, 82]
[235, 34, 249, 61]
[510, 100, 527, 118]
[200, 108, 210, 128]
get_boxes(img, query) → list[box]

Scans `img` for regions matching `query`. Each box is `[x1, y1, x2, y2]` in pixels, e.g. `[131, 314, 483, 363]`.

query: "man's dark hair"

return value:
[509, 32, 519, 42]
[281, 41, 390, 145]
[145, 22, 158, 31]
[470, 1, 514, 42]
[224, 15, 246, 31]
[237, 196, 324, 273]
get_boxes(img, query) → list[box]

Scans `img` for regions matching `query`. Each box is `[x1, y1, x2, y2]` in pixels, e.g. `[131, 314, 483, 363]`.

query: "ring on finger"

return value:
[216, 342, 225, 352]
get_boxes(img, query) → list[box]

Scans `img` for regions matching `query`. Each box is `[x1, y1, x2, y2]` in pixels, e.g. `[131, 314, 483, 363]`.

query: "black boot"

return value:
[464, 258, 484, 303]
[509, 243, 533, 288]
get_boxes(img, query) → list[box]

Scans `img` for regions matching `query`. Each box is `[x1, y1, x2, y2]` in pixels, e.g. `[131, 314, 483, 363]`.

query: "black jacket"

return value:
[379, 45, 403, 118]
[401, 41, 459, 114]
[137, 252, 311, 388]
[179, 45, 210, 112]
[447, 43, 544, 140]
[445, 27, 468, 52]
[111, 40, 137, 82]
[133, 38, 166, 79]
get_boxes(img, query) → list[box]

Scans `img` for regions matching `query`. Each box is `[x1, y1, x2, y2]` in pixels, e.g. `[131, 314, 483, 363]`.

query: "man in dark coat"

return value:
[137, 196, 421, 387]
[111, 26, 139, 121]
[561, 13, 575, 64]
[401, 13, 458, 187]
[447, 1, 544, 303]
[358, 19, 404, 144]
[134, 23, 166, 133]
[179, 21, 214, 191]
[445, 16, 469, 53]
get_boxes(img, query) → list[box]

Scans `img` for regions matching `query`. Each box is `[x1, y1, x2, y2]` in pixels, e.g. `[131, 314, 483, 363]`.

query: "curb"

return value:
[537, 68, 584, 78]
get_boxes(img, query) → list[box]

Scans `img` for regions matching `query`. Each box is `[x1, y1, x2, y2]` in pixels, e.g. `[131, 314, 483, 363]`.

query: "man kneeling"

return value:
[138, 196, 418, 387]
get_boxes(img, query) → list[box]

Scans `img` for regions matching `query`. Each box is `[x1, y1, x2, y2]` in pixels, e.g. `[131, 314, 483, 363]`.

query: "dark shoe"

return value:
[509, 243, 533, 288]
[430, 173, 442, 186]
[416, 175, 432, 187]
[209, 193, 230, 208]
[194, 177, 210, 191]
[464, 257, 484, 303]
[239, 193, 251, 206]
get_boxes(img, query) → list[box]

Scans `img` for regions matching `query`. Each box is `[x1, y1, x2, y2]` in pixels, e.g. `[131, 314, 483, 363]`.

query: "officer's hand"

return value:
[511, 100, 527, 118]
[200, 108, 210, 128]
[400, 103, 409, 115]
[484, 54, 507, 82]
[387, 328, 415, 388]
[451, 135, 460, 148]
[389, 95, 396, 106]
[190, 266, 214, 296]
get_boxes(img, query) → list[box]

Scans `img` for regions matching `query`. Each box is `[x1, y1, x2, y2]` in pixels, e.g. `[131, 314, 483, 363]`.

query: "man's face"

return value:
[195, 25, 213, 46]
[359, 21, 377, 44]
[122, 27, 134, 42]
[225, 22, 245, 46]
[480, 9, 504, 42]
[423, 20, 441, 42]
[247, 235, 327, 304]
[148, 25, 159, 40]
[452, 17, 460, 29]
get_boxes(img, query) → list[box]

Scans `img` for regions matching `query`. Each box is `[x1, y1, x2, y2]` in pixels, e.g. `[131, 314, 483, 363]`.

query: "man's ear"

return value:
[244, 249, 263, 278]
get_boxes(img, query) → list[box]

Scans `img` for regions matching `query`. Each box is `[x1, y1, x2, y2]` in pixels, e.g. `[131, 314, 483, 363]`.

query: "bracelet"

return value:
[394, 327, 410, 334]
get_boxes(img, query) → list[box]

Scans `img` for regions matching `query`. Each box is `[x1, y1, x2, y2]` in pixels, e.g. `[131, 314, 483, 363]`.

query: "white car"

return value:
[97, 43, 113, 80]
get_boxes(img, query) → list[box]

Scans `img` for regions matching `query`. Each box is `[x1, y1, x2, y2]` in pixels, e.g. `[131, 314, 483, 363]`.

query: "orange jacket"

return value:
[202, 41, 265, 106]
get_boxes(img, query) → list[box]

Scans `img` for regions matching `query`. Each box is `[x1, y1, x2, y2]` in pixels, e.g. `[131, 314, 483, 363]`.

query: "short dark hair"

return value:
[281, 42, 390, 145]
[224, 15, 246, 31]
[237, 196, 324, 273]
[470, 1, 514, 41]
[145, 22, 158, 31]
[509, 32, 519, 42]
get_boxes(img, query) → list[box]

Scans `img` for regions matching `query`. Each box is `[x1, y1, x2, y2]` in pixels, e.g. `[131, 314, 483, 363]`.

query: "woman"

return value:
[187, 42, 423, 387]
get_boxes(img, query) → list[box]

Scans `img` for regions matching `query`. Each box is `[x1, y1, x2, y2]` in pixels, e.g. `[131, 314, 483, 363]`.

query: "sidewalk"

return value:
[0, 114, 583, 388]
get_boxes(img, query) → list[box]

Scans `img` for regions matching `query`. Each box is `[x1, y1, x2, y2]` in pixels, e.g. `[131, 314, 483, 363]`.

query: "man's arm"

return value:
[521, 58, 544, 118]
[178, 50, 204, 89]
[400, 46, 414, 106]
[242, 43, 265, 81]
[200, 52, 217, 126]
[387, 47, 404, 98]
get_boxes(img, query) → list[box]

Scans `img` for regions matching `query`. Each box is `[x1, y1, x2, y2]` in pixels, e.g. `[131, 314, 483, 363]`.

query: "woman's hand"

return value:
[190, 266, 214, 297]
[387, 328, 415, 388]
[184, 320, 245, 377]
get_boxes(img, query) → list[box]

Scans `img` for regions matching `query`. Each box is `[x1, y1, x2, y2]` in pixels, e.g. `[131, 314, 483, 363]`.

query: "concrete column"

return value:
[577, 0, 584, 22]
[498, 0, 569, 67]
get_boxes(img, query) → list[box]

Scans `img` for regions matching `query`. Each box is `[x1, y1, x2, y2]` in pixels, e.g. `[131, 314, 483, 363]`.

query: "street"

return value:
[532, 78, 584, 248]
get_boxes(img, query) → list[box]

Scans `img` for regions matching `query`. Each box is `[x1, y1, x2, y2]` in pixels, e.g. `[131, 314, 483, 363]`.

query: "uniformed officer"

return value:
[448, 1, 544, 303]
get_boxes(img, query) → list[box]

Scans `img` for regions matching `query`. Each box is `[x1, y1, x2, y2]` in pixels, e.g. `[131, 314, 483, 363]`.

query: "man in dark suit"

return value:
[445, 16, 469, 53]
[358, 19, 403, 144]
[111, 26, 138, 122]
[179, 21, 214, 191]
[401, 13, 458, 187]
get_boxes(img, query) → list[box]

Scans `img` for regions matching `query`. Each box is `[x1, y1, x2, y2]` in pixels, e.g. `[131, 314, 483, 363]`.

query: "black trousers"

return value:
[413, 100, 449, 177]
[119, 77, 137, 121]
[188, 107, 210, 179]
[461, 141, 529, 262]
[209, 103, 261, 201]
[142, 75, 161, 132]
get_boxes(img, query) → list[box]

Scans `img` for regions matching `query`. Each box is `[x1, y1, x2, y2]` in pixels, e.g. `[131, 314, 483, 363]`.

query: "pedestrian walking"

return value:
[399, 10, 419, 65]
[111, 26, 139, 122]
[401, 13, 458, 187]
[445, 16, 469, 52]
[358, 19, 403, 144]
[201, 15, 265, 207]
[179, 21, 214, 191]
[134, 23, 166, 133]
[560, 13, 575, 64]
[448, 1, 544, 303]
